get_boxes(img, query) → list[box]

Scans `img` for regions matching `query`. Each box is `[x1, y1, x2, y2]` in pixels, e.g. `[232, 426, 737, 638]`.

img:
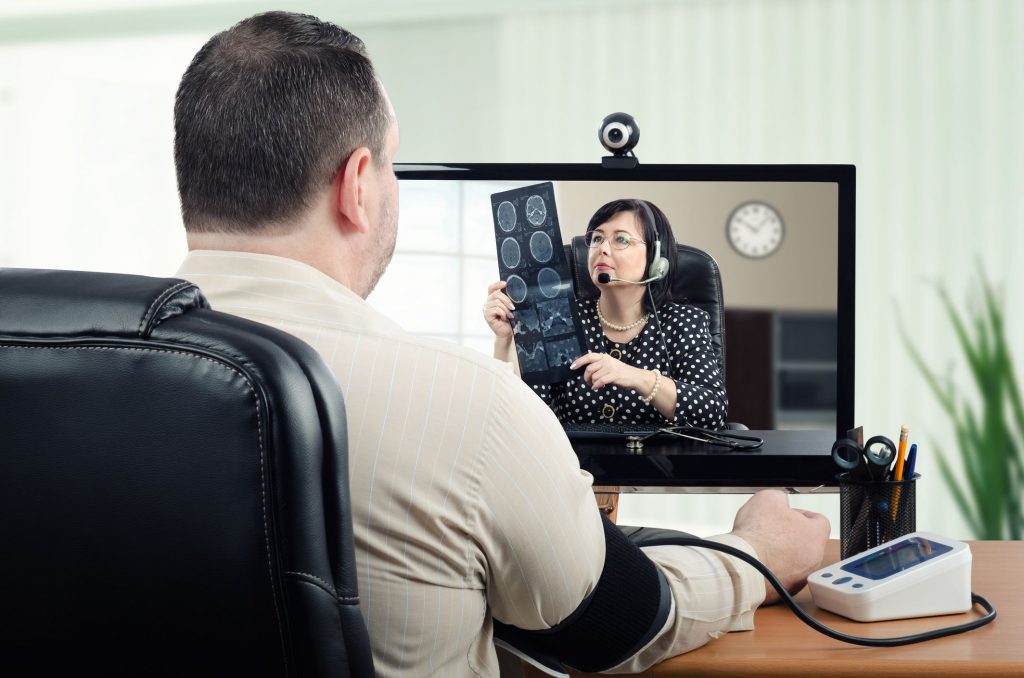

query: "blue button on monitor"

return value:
[833, 576, 852, 585]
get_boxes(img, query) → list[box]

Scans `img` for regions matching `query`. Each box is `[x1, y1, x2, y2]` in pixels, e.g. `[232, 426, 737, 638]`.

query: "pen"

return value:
[890, 425, 909, 521]
[905, 443, 918, 479]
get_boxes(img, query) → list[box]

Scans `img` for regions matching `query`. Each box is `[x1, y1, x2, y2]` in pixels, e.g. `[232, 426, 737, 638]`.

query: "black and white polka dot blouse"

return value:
[531, 298, 728, 429]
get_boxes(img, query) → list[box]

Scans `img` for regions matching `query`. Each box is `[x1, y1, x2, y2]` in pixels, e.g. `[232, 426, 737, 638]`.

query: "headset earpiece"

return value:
[648, 240, 670, 281]
[641, 201, 670, 282]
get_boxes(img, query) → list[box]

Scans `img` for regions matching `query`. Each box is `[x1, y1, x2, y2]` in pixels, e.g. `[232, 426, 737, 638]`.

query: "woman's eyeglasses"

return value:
[584, 231, 647, 250]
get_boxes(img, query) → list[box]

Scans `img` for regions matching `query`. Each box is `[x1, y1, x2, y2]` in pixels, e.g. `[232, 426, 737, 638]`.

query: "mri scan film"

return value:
[491, 183, 585, 385]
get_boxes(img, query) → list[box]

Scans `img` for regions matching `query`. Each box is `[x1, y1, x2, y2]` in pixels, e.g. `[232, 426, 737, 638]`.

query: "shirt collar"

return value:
[175, 249, 402, 335]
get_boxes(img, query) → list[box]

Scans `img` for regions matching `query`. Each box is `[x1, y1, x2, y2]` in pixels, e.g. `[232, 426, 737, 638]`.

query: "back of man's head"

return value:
[174, 11, 390, 235]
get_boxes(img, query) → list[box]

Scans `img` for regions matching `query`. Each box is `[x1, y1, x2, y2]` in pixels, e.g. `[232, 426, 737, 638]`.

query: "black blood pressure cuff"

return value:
[492, 514, 672, 675]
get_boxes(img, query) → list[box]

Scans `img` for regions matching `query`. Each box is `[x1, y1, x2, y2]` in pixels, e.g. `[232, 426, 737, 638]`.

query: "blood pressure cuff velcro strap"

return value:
[492, 514, 672, 674]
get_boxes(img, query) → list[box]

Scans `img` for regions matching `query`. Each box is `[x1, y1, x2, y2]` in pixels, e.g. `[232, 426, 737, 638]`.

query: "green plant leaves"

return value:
[899, 275, 1023, 540]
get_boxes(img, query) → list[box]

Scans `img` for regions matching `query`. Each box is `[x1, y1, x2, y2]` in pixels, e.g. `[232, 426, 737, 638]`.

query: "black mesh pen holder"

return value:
[838, 472, 919, 559]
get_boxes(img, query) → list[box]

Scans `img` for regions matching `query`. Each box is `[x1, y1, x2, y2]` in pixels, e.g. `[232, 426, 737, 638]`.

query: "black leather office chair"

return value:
[565, 236, 728, 380]
[0, 269, 374, 677]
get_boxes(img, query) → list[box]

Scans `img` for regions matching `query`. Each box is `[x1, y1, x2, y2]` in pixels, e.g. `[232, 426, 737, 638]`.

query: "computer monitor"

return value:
[393, 163, 855, 489]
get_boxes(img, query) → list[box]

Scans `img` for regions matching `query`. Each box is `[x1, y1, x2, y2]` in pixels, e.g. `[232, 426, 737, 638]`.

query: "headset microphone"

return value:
[595, 232, 669, 286]
[595, 267, 665, 286]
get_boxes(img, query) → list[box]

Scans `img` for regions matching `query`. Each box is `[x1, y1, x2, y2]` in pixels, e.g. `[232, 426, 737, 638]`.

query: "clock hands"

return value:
[738, 217, 760, 232]
[738, 216, 775, 233]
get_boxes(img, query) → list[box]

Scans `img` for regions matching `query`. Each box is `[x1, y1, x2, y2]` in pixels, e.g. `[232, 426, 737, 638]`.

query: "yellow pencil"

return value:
[891, 424, 909, 521]
[893, 424, 909, 481]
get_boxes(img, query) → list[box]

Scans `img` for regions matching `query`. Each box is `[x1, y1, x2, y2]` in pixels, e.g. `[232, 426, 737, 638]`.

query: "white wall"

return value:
[0, 33, 201, 273]
[554, 180, 839, 310]
[2, 0, 1022, 539]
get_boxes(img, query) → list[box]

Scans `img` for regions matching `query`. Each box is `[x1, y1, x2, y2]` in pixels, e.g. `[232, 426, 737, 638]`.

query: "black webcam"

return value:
[599, 112, 639, 169]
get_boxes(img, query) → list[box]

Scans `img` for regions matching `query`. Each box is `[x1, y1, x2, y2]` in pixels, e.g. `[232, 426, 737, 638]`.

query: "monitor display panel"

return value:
[392, 163, 855, 488]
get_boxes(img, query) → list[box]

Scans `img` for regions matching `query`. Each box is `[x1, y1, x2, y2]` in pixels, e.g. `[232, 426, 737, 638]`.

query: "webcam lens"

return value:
[599, 113, 639, 160]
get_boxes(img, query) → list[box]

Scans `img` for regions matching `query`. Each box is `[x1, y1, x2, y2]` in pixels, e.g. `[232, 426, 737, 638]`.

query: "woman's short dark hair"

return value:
[173, 11, 391, 234]
[586, 199, 678, 313]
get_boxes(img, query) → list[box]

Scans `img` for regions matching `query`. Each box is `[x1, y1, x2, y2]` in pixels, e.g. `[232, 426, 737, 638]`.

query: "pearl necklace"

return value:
[596, 299, 650, 331]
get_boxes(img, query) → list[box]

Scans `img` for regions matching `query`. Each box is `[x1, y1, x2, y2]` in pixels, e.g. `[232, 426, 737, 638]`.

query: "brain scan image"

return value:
[512, 306, 541, 335]
[497, 201, 517, 232]
[536, 267, 566, 299]
[529, 231, 553, 263]
[526, 195, 547, 226]
[517, 341, 548, 373]
[505, 274, 528, 303]
[490, 182, 584, 385]
[501, 237, 521, 268]
[537, 298, 573, 337]
[546, 337, 582, 368]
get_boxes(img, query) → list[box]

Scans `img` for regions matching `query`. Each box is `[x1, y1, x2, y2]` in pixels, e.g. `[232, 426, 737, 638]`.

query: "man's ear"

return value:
[335, 146, 374, 234]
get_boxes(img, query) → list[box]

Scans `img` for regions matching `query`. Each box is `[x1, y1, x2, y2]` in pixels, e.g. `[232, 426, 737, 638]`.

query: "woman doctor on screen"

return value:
[484, 198, 727, 429]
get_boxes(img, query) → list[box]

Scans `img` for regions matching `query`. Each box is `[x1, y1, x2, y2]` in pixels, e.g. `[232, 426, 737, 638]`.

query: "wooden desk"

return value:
[543, 540, 1022, 677]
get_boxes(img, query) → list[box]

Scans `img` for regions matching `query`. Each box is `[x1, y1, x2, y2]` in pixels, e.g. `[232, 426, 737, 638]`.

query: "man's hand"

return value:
[729, 490, 830, 605]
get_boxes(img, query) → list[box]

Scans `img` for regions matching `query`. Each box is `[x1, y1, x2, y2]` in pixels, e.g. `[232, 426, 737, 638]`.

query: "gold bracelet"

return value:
[640, 369, 661, 406]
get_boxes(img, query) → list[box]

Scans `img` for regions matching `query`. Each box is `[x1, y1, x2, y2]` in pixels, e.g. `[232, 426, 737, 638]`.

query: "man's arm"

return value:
[474, 373, 829, 672]
[474, 375, 605, 630]
[609, 491, 830, 673]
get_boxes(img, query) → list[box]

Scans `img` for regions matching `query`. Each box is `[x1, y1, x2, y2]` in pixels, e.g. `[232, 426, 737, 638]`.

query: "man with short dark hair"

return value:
[173, 11, 830, 677]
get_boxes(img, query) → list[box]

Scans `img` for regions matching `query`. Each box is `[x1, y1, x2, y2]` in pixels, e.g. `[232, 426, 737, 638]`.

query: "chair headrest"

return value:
[0, 268, 209, 338]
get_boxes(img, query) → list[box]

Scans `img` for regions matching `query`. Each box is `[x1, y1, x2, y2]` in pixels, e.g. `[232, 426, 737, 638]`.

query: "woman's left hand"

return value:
[570, 352, 645, 391]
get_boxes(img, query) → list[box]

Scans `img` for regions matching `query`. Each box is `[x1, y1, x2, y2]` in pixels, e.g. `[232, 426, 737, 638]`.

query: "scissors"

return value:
[831, 435, 897, 480]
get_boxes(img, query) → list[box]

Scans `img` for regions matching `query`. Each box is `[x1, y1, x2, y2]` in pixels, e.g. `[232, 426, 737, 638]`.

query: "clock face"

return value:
[726, 201, 785, 258]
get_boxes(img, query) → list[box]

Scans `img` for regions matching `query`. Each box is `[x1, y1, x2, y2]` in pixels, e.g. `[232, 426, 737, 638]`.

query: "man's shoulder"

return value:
[400, 334, 518, 380]
[362, 330, 538, 403]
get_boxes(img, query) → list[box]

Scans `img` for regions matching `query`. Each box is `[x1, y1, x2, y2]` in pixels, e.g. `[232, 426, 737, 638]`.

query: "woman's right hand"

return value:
[483, 280, 516, 340]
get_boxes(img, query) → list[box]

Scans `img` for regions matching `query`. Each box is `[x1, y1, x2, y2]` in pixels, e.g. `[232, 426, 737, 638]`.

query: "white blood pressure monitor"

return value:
[809, 532, 972, 622]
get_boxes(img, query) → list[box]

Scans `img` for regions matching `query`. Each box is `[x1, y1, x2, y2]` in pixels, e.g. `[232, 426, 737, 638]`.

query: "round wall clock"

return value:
[726, 201, 784, 258]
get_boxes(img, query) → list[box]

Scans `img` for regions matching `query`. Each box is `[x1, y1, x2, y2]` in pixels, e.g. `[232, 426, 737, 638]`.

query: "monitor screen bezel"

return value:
[394, 162, 856, 441]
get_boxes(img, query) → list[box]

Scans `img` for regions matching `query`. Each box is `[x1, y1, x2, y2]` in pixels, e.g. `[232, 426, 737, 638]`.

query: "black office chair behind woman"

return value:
[0, 268, 373, 677]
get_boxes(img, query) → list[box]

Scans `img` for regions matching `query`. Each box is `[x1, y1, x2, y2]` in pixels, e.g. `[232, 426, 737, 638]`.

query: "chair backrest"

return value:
[0, 268, 374, 677]
[565, 236, 727, 379]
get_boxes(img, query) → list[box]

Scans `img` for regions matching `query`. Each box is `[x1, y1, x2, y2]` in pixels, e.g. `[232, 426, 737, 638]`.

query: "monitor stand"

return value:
[594, 486, 620, 523]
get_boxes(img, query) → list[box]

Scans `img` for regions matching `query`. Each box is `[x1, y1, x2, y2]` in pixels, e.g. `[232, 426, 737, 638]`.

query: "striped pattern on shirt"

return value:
[176, 250, 763, 677]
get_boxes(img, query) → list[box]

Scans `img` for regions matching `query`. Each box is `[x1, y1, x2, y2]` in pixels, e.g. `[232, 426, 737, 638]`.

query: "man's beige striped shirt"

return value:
[177, 251, 764, 677]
